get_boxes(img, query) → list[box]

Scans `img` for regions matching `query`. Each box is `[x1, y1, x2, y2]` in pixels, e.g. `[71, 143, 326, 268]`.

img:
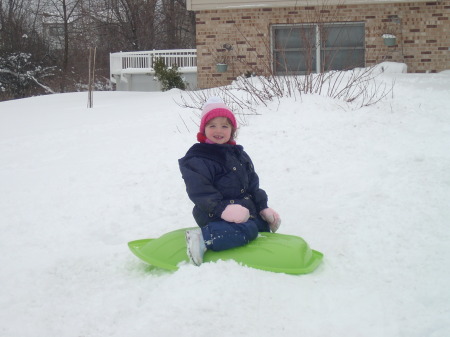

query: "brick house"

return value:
[186, 0, 450, 89]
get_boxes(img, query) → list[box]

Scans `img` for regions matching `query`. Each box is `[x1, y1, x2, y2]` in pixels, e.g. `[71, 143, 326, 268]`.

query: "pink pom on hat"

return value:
[197, 97, 237, 144]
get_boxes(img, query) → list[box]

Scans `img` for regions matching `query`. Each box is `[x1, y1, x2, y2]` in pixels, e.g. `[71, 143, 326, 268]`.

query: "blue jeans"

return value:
[201, 217, 270, 252]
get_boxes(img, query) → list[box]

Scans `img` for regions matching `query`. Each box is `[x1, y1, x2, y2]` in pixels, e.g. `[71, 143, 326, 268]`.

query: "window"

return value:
[48, 25, 65, 38]
[272, 22, 365, 75]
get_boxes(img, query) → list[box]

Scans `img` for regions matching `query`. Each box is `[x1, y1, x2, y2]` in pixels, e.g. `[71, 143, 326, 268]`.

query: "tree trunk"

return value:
[61, 0, 69, 92]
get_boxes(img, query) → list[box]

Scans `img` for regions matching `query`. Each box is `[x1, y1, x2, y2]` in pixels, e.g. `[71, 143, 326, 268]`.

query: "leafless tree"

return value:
[1, 0, 30, 51]
[41, 0, 83, 91]
[102, 0, 158, 51]
[158, 0, 195, 49]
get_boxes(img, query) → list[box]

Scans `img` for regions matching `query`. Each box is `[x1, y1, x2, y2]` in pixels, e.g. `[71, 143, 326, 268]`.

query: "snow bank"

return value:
[373, 61, 408, 74]
[1, 71, 450, 337]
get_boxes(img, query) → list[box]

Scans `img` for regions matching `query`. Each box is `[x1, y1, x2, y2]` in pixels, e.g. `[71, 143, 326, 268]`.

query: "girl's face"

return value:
[205, 117, 233, 144]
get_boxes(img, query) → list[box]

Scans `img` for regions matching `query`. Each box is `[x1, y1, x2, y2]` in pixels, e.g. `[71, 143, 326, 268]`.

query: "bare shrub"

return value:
[178, 68, 393, 119]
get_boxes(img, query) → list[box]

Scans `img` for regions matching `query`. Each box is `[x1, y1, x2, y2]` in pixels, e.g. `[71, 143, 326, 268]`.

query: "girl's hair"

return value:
[230, 123, 238, 141]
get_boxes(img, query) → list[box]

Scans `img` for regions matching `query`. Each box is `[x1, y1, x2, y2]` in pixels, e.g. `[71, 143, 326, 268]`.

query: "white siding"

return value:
[187, 0, 430, 11]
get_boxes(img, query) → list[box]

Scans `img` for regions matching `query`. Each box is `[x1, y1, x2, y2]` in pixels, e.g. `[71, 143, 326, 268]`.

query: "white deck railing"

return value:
[110, 49, 197, 79]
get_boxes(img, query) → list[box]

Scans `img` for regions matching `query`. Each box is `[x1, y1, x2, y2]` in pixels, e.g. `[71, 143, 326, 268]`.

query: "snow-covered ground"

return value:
[1, 65, 449, 337]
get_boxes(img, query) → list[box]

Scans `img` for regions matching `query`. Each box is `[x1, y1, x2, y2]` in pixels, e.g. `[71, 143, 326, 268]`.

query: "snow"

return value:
[1, 65, 450, 337]
[373, 61, 407, 73]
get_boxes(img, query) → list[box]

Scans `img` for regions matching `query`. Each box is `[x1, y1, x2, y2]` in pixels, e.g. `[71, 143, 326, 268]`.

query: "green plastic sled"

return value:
[128, 228, 323, 275]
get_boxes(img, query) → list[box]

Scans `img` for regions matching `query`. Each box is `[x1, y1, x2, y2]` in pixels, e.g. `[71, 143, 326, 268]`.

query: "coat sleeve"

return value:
[179, 157, 229, 218]
[245, 153, 269, 212]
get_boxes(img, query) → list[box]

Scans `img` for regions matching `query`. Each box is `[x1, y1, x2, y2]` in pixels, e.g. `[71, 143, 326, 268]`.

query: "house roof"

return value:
[186, 0, 430, 11]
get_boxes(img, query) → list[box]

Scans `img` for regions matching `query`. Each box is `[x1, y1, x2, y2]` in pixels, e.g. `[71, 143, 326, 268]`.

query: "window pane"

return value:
[322, 24, 365, 48]
[321, 49, 365, 71]
[274, 50, 316, 74]
[274, 27, 315, 49]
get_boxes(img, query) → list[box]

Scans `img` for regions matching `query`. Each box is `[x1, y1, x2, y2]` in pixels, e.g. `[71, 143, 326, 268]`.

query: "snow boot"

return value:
[185, 228, 207, 266]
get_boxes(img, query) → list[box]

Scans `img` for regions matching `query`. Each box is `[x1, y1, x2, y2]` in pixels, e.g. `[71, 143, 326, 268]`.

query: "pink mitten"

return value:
[260, 208, 281, 233]
[221, 204, 250, 223]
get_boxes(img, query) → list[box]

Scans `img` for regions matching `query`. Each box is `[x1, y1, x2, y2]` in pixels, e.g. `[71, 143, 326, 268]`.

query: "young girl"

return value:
[179, 97, 281, 266]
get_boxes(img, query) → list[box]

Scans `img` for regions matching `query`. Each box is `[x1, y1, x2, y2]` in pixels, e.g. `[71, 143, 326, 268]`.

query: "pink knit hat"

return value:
[197, 97, 237, 144]
[199, 97, 237, 132]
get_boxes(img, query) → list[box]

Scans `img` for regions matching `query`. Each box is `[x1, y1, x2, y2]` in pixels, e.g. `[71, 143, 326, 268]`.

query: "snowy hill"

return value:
[1, 67, 450, 337]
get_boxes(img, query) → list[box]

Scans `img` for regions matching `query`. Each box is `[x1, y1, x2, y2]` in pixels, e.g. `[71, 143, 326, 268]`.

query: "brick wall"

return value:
[195, 1, 450, 88]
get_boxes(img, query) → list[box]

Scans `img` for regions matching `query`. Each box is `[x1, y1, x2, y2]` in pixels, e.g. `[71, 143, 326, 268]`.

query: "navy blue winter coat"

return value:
[179, 143, 269, 227]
